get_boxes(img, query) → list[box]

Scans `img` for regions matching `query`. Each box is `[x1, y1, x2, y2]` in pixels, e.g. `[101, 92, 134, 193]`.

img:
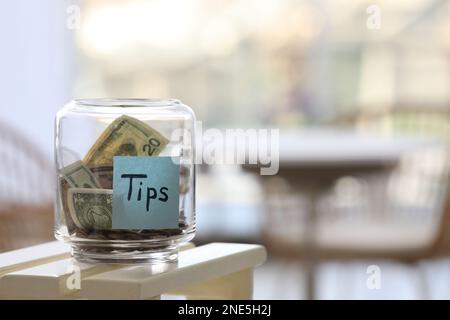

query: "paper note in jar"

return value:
[89, 165, 113, 189]
[112, 156, 180, 230]
[61, 160, 101, 188]
[67, 188, 113, 230]
[83, 115, 169, 167]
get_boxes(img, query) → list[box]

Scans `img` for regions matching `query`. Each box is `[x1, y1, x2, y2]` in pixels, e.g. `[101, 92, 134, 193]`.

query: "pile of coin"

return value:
[59, 115, 188, 241]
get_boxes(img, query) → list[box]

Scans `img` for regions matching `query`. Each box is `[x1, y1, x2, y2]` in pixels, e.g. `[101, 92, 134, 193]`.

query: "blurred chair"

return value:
[261, 106, 450, 297]
[0, 119, 54, 252]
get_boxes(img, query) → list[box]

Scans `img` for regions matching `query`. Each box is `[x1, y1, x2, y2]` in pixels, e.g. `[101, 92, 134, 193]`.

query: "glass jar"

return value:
[54, 99, 195, 263]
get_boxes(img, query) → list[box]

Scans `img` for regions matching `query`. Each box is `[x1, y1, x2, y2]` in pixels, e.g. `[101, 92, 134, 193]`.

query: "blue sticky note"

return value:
[112, 156, 180, 230]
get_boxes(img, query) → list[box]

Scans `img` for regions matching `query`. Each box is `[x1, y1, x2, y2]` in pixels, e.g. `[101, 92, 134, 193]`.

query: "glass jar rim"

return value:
[74, 98, 180, 108]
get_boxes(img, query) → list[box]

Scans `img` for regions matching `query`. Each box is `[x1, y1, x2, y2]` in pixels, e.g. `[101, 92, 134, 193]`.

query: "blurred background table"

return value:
[244, 128, 447, 299]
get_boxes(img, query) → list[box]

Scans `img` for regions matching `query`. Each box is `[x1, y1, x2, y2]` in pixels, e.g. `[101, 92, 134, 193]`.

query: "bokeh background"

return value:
[1, 0, 450, 299]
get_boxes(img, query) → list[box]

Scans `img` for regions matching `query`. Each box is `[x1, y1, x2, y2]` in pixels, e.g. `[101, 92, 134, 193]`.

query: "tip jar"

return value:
[54, 99, 196, 263]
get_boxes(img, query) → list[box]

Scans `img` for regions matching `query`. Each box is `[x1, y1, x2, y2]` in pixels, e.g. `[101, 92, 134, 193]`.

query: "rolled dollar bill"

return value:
[83, 115, 169, 167]
[60, 161, 101, 232]
[67, 188, 113, 230]
[58, 177, 77, 233]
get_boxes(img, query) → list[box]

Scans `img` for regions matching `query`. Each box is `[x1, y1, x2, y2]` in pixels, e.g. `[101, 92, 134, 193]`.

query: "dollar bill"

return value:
[89, 165, 113, 189]
[61, 160, 101, 188]
[67, 188, 113, 230]
[58, 178, 77, 233]
[59, 161, 101, 232]
[83, 115, 169, 167]
[179, 164, 190, 194]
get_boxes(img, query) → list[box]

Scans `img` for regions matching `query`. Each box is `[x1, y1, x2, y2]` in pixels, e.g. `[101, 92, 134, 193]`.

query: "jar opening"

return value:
[74, 98, 179, 108]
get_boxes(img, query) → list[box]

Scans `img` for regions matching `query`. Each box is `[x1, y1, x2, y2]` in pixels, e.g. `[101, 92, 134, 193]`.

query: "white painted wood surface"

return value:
[0, 241, 70, 277]
[0, 242, 266, 300]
